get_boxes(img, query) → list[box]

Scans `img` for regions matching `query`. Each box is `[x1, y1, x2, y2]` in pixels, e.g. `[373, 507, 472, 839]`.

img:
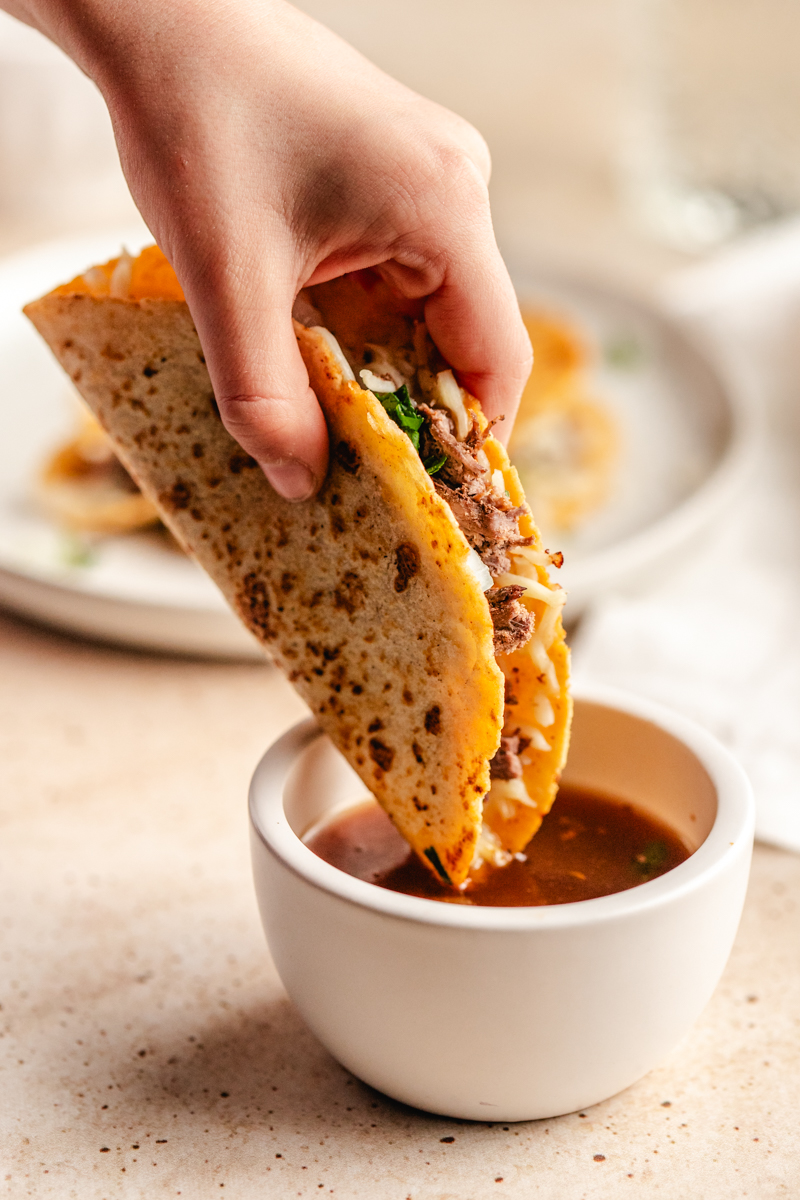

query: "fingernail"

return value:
[261, 460, 315, 502]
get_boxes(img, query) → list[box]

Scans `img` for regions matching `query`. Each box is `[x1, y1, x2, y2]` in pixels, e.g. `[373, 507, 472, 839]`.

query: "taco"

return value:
[24, 247, 571, 887]
[509, 310, 620, 533]
[39, 405, 161, 535]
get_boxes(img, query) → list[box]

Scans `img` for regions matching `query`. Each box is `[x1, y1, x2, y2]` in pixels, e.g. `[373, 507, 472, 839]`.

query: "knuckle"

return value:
[217, 394, 295, 449]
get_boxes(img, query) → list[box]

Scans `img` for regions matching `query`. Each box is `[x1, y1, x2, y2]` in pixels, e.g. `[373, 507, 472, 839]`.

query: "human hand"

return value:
[8, 0, 532, 500]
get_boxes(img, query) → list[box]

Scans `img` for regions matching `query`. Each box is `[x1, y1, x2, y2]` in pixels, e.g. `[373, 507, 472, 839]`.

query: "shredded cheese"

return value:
[495, 572, 565, 606]
[515, 723, 552, 753]
[513, 545, 553, 569]
[528, 634, 559, 693]
[532, 693, 555, 727]
[472, 824, 513, 870]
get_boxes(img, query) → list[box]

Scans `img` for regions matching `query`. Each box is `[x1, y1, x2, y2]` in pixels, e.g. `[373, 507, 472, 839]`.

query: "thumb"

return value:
[175, 264, 330, 502]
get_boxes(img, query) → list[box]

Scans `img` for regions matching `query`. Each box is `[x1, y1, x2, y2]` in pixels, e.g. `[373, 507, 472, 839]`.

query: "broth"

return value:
[304, 784, 691, 906]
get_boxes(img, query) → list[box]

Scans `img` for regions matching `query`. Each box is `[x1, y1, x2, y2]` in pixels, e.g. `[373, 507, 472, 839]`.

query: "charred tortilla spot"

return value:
[143, 365, 158, 377]
[237, 572, 273, 637]
[101, 344, 125, 362]
[369, 739, 394, 772]
[424, 846, 450, 884]
[402, 688, 414, 705]
[333, 572, 365, 615]
[163, 479, 191, 511]
[412, 741, 425, 765]
[351, 684, 363, 695]
[367, 718, 383, 733]
[280, 572, 296, 594]
[229, 450, 258, 474]
[330, 512, 346, 536]
[336, 441, 360, 475]
[424, 705, 442, 735]
[192, 442, 204, 458]
[412, 796, 429, 812]
[394, 543, 420, 593]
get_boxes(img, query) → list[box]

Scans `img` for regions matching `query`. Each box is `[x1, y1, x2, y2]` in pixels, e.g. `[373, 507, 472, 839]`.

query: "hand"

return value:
[7, 0, 532, 500]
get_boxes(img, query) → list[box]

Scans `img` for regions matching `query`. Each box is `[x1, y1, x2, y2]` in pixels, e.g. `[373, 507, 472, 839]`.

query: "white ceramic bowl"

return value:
[249, 685, 754, 1121]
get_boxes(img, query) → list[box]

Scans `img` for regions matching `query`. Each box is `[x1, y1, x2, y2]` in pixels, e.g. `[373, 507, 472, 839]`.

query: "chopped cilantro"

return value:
[377, 384, 424, 451]
[605, 332, 645, 370]
[60, 533, 96, 568]
[423, 450, 447, 476]
[634, 841, 668, 876]
[377, 384, 449, 476]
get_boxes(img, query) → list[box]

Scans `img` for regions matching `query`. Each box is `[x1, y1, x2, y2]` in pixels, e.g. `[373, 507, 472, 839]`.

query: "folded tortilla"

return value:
[24, 247, 571, 887]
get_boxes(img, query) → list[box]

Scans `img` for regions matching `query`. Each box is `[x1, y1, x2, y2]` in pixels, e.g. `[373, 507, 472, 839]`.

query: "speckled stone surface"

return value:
[1, 609, 799, 1199]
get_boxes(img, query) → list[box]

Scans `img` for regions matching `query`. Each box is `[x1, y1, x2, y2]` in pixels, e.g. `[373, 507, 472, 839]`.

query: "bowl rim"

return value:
[249, 683, 754, 932]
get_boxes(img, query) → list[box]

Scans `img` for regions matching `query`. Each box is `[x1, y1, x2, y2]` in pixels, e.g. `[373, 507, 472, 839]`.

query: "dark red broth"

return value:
[304, 784, 691, 906]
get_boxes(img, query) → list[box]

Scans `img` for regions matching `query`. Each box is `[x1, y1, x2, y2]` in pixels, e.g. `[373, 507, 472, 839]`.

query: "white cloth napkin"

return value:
[573, 219, 800, 851]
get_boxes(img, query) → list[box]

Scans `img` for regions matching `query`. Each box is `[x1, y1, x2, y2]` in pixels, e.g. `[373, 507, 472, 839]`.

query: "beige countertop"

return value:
[1, 607, 798, 1199]
[1, 200, 798, 1196]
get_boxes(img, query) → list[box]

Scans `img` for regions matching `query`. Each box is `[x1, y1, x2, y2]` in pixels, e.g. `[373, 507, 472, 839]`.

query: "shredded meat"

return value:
[419, 401, 531, 577]
[487, 585, 535, 656]
[437, 485, 530, 577]
[490, 730, 532, 781]
[418, 405, 486, 494]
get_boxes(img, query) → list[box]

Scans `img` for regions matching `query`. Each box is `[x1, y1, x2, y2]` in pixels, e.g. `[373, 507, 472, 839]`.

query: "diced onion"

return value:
[310, 327, 355, 381]
[492, 469, 506, 496]
[466, 547, 493, 592]
[359, 368, 399, 394]
[109, 250, 133, 300]
[434, 369, 471, 440]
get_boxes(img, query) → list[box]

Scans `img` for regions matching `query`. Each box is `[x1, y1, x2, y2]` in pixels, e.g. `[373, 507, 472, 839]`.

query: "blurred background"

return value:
[4, 0, 799, 276]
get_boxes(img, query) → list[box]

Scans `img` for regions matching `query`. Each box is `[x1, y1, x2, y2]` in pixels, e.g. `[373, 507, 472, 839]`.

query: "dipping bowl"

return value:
[249, 685, 754, 1121]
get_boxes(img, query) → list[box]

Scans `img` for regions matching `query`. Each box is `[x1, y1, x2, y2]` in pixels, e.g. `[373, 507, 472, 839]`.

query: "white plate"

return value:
[0, 229, 262, 658]
[512, 272, 756, 613]
[0, 235, 752, 656]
